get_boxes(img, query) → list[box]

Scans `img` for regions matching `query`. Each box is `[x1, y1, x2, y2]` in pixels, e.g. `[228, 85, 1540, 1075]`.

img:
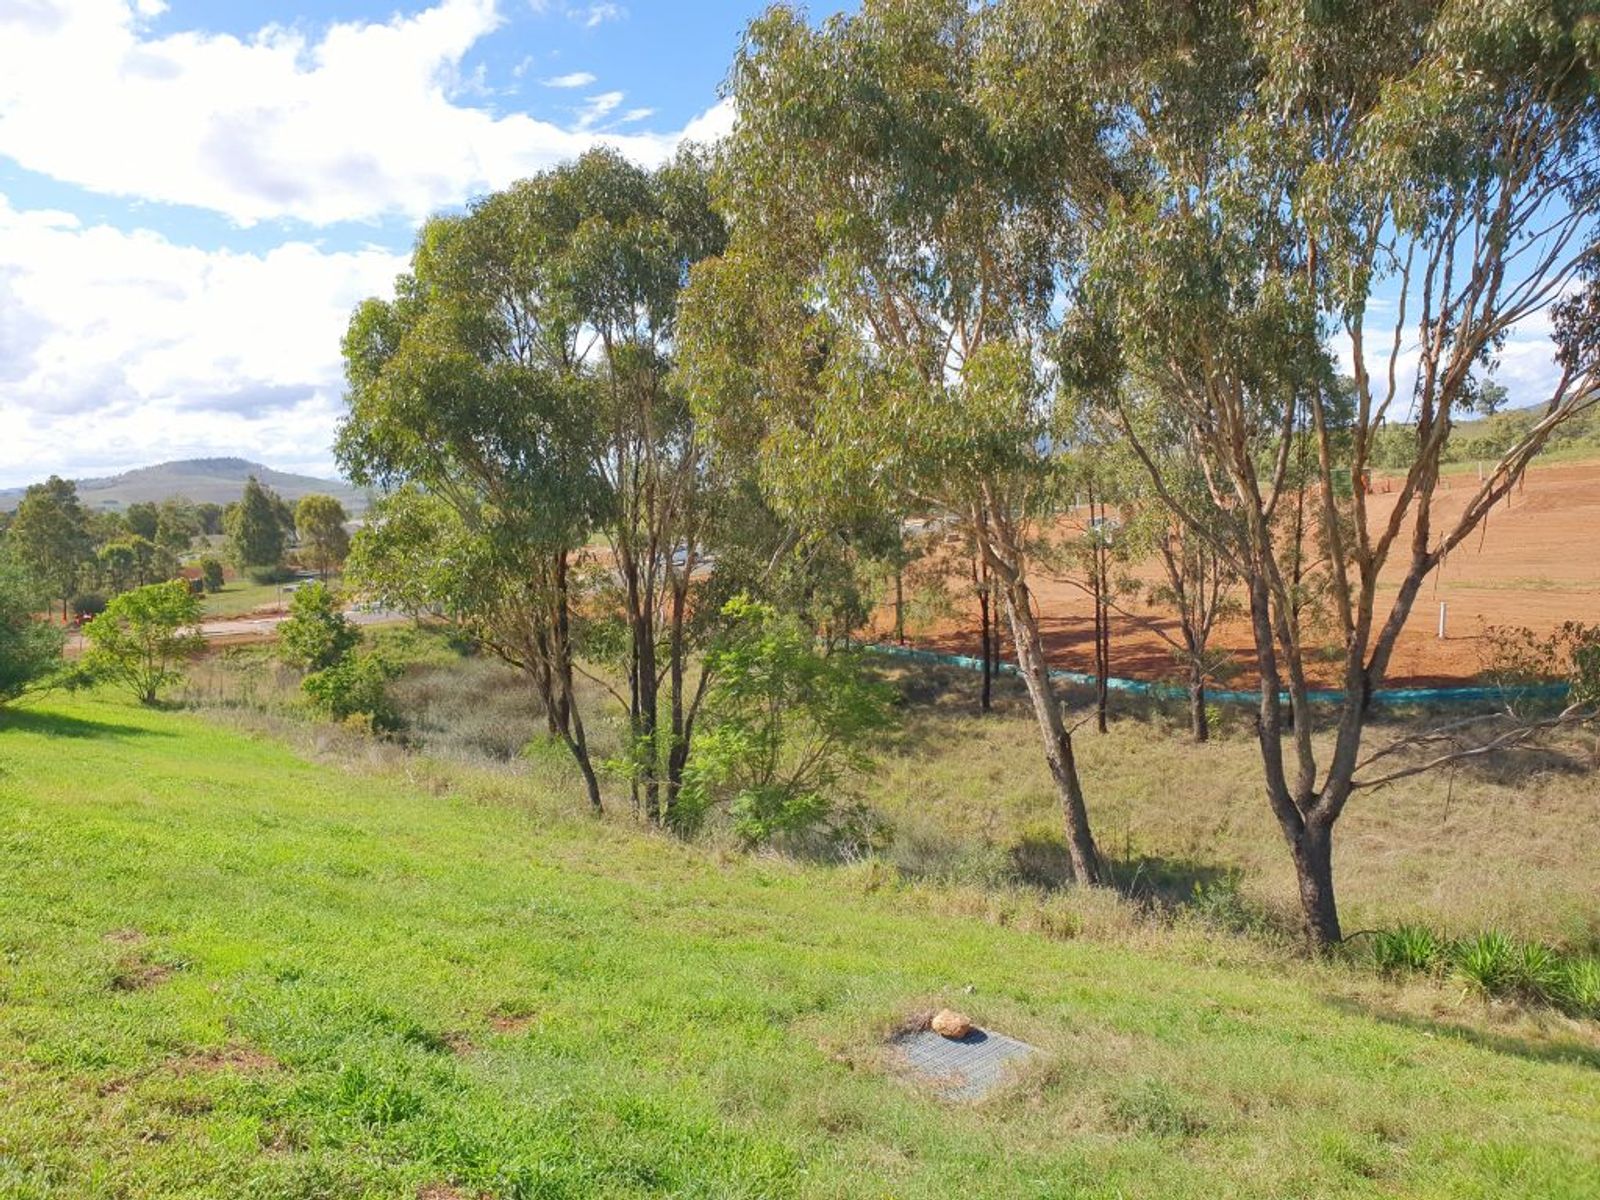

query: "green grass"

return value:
[2, 693, 1598, 1198]
[198, 581, 291, 619]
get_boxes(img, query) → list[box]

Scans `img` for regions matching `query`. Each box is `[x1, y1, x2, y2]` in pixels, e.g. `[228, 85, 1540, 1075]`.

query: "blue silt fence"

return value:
[862, 642, 1571, 710]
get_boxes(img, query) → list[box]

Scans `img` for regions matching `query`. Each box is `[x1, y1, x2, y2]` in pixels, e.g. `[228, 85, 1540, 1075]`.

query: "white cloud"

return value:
[0, 0, 726, 226]
[0, 193, 407, 485]
[573, 3, 624, 29]
[1332, 308, 1567, 418]
[573, 90, 624, 130]
[543, 70, 596, 88]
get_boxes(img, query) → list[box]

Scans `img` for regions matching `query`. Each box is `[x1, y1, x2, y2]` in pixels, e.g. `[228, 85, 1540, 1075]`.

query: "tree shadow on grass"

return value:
[0, 707, 171, 740]
[1321, 994, 1600, 1071]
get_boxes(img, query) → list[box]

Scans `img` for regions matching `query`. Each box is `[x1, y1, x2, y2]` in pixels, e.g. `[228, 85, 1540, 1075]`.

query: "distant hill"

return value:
[0, 458, 369, 513]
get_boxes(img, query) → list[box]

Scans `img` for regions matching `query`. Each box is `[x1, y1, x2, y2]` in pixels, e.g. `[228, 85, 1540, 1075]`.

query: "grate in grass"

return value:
[893, 1026, 1039, 1101]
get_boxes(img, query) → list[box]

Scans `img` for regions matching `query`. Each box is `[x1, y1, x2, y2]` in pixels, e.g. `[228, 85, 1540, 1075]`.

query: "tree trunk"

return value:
[1290, 817, 1340, 949]
[663, 576, 689, 821]
[1001, 577, 1103, 886]
[1091, 495, 1110, 734]
[977, 576, 993, 714]
[1095, 584, 1109, 734]
[894, 569, 906, 646]
[1189, 669, 1209, 743]
[553, 553, 602, 816]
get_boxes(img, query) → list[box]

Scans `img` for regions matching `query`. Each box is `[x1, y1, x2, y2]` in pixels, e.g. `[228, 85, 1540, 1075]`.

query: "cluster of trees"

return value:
[341, 0, 1598, 949]
[0, 474, 356, 709]
[338, 145, 894, 830]
[0, 473, 354, 614]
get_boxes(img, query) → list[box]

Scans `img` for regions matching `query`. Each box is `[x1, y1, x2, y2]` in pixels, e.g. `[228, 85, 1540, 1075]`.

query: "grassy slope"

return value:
[1, 696, 1597, 1199]
[867, 671, 1600, 950]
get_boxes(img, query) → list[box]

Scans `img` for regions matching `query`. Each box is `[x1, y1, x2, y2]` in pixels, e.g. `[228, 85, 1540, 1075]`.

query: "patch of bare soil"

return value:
[172, 1045, 280, 1075]
[487, 1011, 536, 1034]
[109, 958, 178, 992]
[887, 457, 1600, 688]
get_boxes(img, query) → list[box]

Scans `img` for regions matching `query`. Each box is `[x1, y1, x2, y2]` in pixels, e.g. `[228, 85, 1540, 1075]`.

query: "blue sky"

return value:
[0, 0, 830, 487]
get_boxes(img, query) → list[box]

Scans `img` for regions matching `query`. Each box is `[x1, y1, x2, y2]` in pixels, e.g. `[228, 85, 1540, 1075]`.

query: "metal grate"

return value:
[893, 1027, 1039, 1101]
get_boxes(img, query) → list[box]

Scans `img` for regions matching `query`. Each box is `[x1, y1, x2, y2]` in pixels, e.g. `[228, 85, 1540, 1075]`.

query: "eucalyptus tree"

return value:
[1057, 0, 1600, 945]
[338, 175, 608, 811]
[7, 476, 93, 619]
[340, 149, 727, 819]
[0, 552, 65, 706]
[684, 0, 1114, 882]
[559, 148, 729, 824]
[1119, 421, 1242, 743]
[295, 494, 351, 580]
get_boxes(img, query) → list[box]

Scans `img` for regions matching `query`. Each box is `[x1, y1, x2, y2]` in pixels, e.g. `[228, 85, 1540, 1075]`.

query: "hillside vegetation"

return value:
[0, 459, 365, 515]
[2, 692, 1598, 1199]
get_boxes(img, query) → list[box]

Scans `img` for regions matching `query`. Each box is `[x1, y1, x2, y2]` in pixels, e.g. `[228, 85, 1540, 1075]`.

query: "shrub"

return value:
[1480, 620, 1600, 712]
[0, 555, 66, 706]
[1367, 922, 1598, 1017]
[1185, 871, 1274, 938]
[277, 582, 359, 672]
[82, 579, 204, 704]
[199, 557, 225, 592]
[678, 594, 896, 847]
[247, 564, 300, 586]
[67, 592, 108, 620]
[1508, 939, 1565, 1001]
[1370, 924, 1446, 976]
[303, 653, 399, 730]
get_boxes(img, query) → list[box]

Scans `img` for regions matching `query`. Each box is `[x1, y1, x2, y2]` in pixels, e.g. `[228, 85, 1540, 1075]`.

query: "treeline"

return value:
[0, 475, 354, 620]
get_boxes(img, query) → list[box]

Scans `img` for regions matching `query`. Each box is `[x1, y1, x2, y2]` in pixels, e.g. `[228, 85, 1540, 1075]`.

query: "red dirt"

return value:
[875, 458, 1600, 689]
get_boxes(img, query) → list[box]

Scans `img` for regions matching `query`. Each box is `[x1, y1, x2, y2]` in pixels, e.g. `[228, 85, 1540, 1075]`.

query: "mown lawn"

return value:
[198, 581, 291, 619]
[1, 694, 1597, 1199]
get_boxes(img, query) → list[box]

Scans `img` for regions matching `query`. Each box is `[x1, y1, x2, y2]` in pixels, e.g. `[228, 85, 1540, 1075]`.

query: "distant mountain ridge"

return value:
[0, 458, 368, 513]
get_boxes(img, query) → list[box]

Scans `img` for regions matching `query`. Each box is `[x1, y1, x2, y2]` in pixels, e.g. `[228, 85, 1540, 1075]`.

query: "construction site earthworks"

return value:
[881, 457, 1600, 691]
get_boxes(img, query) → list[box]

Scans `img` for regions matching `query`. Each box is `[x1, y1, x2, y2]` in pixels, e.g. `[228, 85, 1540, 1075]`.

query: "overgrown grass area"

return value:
[865, 664, 1600, 955]
[1, 690, 1598, 1198]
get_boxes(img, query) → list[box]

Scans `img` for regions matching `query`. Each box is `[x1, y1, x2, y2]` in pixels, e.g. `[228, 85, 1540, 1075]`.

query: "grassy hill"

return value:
[0, 458, 367, 514]
[1, 693, 1597, 1198]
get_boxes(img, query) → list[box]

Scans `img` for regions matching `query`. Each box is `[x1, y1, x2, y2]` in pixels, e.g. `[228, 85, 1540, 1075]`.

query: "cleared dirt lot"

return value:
[878, 458, 1600, 688]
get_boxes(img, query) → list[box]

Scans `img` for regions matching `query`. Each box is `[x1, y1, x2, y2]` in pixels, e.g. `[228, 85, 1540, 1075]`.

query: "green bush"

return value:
[1552, 957, 1600, 1018]
[67, 592, 108, 620]
[1186, 872, 1274, 938]
[277, 582, 359, 672]
[678, 595, 895, 847]
[1508, 939, 1565, 1000]
[303, 653, 399, 731]
[1366, 922, 1599, 1019]
[247, 564, 300, 586]
[0, 555, 66, 706]
[82, 579, 204, 705]
[199, 557, 225, 592]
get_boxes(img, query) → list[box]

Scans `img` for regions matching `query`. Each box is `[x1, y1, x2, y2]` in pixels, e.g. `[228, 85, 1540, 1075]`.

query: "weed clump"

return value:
[1364, 925, 1599, 1019]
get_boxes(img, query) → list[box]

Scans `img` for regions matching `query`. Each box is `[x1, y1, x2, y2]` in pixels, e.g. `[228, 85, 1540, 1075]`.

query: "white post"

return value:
[1437, 601, 1447, 640]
